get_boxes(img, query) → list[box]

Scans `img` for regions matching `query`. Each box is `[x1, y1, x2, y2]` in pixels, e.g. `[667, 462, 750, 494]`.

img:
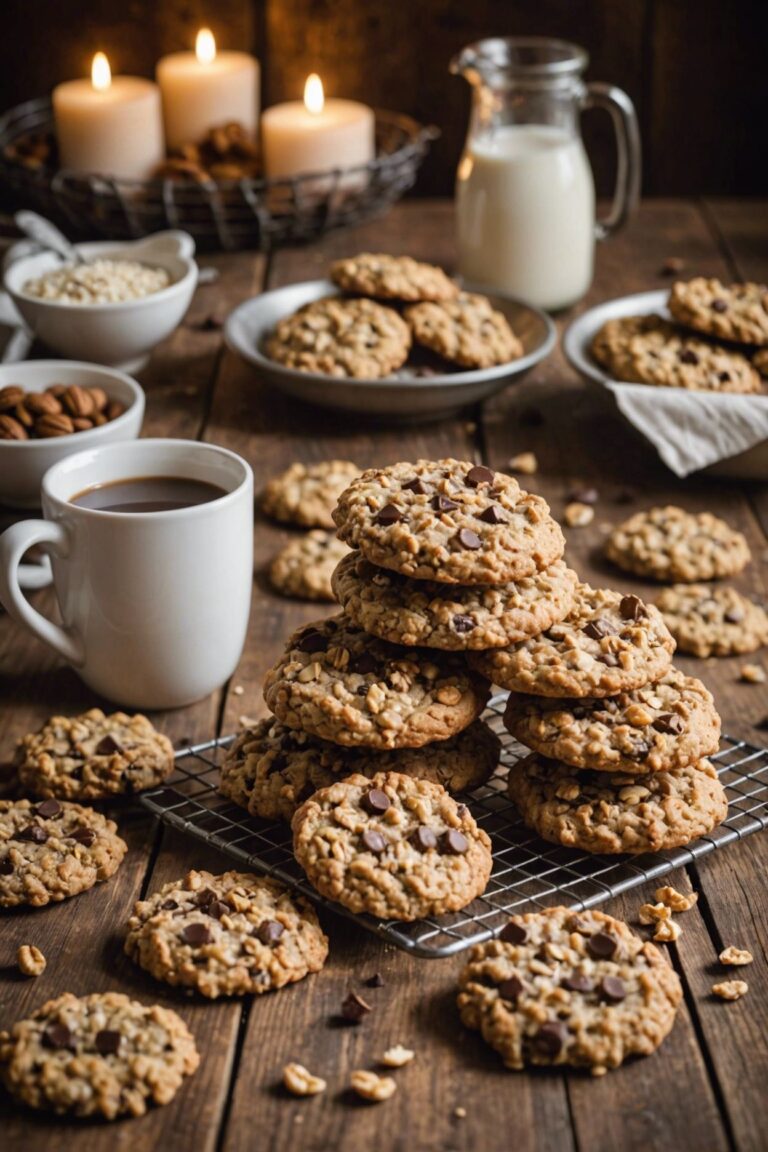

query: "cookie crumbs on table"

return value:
[655, 885, 698, 912]
[719, 947, 753, 966]
[638, 902, 670, 925]
[283, 1063, 327, 1097]
[380, 1045, 415, 1067]
[712, 980, 749, 1001]
[350, 1069, 397, 1102]
[564, 501, 594, 527]
[740, 663, 766, 683]
[17, 944, 46, 977]
[507, 452, 538, 474]
[653, 920, 682, 943]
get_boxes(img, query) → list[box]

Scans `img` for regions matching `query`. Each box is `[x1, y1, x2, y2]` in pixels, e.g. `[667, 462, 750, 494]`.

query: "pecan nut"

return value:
[35, 412, 75, 438]
[0, 384, 25, 411]
[25, 391, 63, 416]
[0, 413, 28, 440]
[62, 385, 96, 417]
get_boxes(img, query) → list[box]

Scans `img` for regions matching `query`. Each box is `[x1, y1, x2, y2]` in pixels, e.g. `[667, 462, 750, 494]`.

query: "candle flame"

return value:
[91, 52, 112, 92]
[196, 28, 216, 65]
[304, 73, 325, 115]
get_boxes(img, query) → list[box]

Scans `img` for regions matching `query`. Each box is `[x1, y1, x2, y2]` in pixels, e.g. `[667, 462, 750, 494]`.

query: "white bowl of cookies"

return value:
[225, 253, 555, 420]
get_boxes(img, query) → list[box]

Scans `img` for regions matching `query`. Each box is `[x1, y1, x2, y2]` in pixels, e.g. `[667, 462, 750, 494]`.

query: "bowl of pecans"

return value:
[0, 361, 144, 507]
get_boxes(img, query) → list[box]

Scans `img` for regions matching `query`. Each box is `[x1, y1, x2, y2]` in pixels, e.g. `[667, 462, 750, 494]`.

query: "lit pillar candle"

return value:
[156, 29, 260, 150]
[261, 74, 375, 180]
[53, 53, 165, 179]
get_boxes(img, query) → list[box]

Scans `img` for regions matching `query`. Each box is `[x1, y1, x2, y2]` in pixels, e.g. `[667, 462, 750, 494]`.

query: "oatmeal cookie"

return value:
[503, 668, 721, 774]
[330, 253, 458, 302]
[507, 753, 727, 854]
[262, 460, 359, 529]
[125, 869, 328, 998]
[269, 531, 348, 601]
[0, 799, 127, 907]
[457, 906, 682, 1075]
[263, 614, 490, 749]
[406, 293, 523, 369]
[669, 278, 768, 346]
[468, 585, 674, 698]
[655, 584, 768, 657]
[14, 708, 174, 800]
[265, 297, 410, 378]
[605, 505, 751, 582]
[332, 458, 565, 585]
[292, 771, 492, 920]
[331, 552, 578, 650]
[754, 348, 768, 377]
[0, 992, 198, 1119]
[220, 717, 500, 821]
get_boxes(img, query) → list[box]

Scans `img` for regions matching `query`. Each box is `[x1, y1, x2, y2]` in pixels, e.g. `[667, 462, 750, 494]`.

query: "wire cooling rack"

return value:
[139, 694, 768, 959]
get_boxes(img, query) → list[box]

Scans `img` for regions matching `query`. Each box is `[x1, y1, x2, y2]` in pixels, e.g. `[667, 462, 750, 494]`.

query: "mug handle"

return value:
[582, 82, 642, 240]
[0, 520, 85, 665]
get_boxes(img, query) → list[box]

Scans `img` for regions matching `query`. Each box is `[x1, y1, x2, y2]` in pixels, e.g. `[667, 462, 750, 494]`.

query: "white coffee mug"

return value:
[0, 439, 253, 709]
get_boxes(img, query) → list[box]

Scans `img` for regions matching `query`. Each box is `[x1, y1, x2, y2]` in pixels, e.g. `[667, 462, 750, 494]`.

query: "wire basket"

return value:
[139, 694, 768, 959]
[0, 97, 437, 251]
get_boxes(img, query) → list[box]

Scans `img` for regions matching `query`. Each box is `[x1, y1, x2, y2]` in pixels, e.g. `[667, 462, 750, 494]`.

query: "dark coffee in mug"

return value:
[71, 475, 228, 514]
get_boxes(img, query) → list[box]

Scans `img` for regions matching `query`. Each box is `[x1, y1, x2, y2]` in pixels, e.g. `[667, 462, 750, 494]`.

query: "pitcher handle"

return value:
[0, 520, 84, 665]
[582, 82, 641, 241]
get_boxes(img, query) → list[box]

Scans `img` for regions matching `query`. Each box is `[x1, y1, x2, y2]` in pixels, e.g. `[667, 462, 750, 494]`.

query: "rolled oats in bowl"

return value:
[23, 259, 171, 305]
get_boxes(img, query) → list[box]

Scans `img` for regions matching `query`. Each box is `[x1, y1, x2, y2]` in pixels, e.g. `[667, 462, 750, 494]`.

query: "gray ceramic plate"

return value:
[225, 280, 555, 421]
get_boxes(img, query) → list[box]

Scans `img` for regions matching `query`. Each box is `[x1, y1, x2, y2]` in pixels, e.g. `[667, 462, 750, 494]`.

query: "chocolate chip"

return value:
[361, 829, 387, 854]
[630, 740, 652, 760]
[660, 256, 685, 276]
[719, 371, 731, 382]
[403, 477, 428, 494]
[362, 788, 390, 815]
[194, 888, 217, 907]
[255, 919, 284, 946]
[35, 799, 62, 819]
[433, 494, 458, 513]
[341, 991, 372, 1023]
[499, 921, 528, 945]
[182, 922, 212, 946]
[679, 349, 699, 365]
[95, 734, 122, 755]
[569, 487, 599, 505]
[711, 299, 728, 313]
[376, 503, 404, 525]
[17, 824, 48, 844]
[653, 713, 684, 735]
[599, 976, 626, 1002]
[456, 528, 481, 551]
[724, 608, 745, 624]
[440, 829, 468, 855]
[587, 931, 617, 959]
[410, 825, 437, 852]
[619, 594, 645, 621]
[477, 503, 508, 525]
[0, 857, 13, 875]
[456, 804, 468, 818]
[297, 629, 326, 653]
[466, 465, 494, 487]
[69, 826, 96, 847]
[452, 614, 476, 633]
[95, 1029, 121, 1055]
[497, 975, 524, 1001]
[366, 972, 385, 988]
[350, 651, 377, 675]
[583, 618, 616, 640]
[206, 899, 229, 920]
[562, 973, 594, 994]
[161, 899, 179, 910]
[43, 1023, 74, 1051]
[534, 1020, 569, 1057]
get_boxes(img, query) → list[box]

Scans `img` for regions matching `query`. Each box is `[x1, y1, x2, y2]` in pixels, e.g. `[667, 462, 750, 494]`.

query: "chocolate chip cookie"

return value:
[655, 584, 768, 656]
[503, 668, 721, 774]
[332, 459, 565, 585]
[265, 297, 411, 378]
[457, 906, 682, 1075]
[14, 708, 174, 800]
[263, 614, 491, 749]
[220, 717, 500, 821]
[292, 771, 493, 920]
[262, 460, 359, 529]
[0, 799, 127, 907]
[269, 531, 349, 601]
[468, 585, 674, 698]
[405, 293, 523, 369]
[331, 552, 578, 650]
[0, 992, 199, 1119]
[125, 869, 328, 998]
[507, 753, 728, 854]
[669, 278, 768, 346]
[606, 506, 752, 582]
[330, 253, 458, 302]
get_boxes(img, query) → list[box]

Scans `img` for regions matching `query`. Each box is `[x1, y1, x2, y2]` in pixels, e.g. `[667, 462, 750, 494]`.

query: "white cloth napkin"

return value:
[604, 382, 768, 477]
[0, 291, 32, 362]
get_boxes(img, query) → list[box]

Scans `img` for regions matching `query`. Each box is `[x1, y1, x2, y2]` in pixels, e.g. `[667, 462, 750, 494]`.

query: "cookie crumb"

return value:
[719, 946, 753, 966]
[380, 1045, 415, 1068]
[233, 685, 245, 696]
[17, 944, 46, 976]
[740, 664, 766, 684]
[712, 979, 748, 1001]
[350, 1070, 397, 1102]
[454, 1106, 467, 1119]
[655, 885, 698, 912]
[660, 257, 685, 276]
[508, 452, 538, 475]
[569, 487, 599, 505]
[653, 919, 682, 943]
[639, 901, 670, 925]
[238, 714, 258, 728]
[564, 501, 594, 528]
[283, 1063, 327, 1097]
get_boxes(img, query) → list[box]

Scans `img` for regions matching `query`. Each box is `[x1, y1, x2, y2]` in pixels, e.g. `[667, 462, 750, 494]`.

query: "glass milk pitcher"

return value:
[452, 37, 641, 310]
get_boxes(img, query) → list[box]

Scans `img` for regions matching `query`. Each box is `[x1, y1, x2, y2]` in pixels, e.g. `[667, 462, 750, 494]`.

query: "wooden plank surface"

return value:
[0, 200, 767, 1152]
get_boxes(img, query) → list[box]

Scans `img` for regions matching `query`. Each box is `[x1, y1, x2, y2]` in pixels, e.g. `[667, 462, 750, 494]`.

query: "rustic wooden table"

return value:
[1, 199, 767, 1152]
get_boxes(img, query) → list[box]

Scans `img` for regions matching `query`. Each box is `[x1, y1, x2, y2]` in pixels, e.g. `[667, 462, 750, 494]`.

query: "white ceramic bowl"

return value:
[3, 231, 198, 371]
[0, 361, 144, 508]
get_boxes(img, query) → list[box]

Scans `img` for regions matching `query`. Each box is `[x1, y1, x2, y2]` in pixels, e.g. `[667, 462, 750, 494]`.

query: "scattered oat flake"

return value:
[653, 919, 681, 943]
[233, 685, 245, 696]
[350, 1070, 397, 1102]
[655, 886, 698, 912]
[381, 1045, 415, 1068]
[508, 452, 538, 475]
[17, 944, 46, 976]
[564, 501, 594, 527]
[713, 979, 748, 1001]
[639, 901, 670, 925]
[454, 1107, 467, 1119]
[283, 1063, 327, 1097]
[740, 664, 766, 684]
[719, 946, 753, 966]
